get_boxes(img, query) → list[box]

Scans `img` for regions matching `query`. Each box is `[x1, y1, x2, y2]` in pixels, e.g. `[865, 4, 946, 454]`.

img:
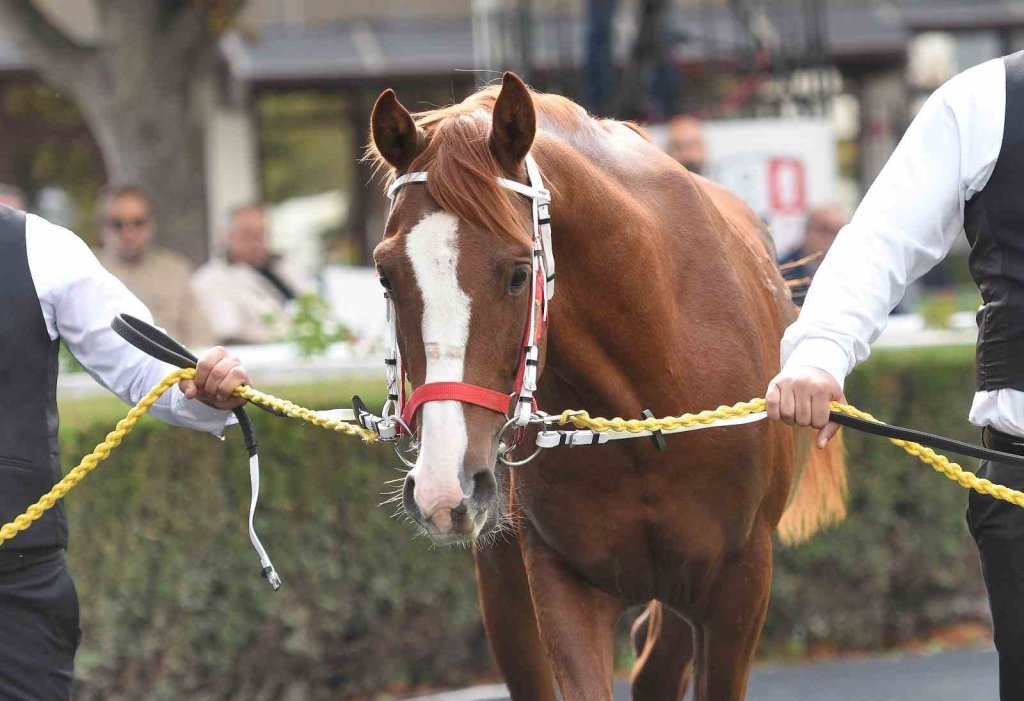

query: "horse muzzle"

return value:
[403, 462, 498, 543]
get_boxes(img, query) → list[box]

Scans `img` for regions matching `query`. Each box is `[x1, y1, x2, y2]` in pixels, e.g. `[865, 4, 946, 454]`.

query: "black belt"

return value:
[0, 545, 63, 575]
[983, 426, 1024, 458]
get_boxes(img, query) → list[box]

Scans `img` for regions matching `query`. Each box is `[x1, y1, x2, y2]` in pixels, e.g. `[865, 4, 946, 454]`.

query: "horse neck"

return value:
[538, 143, 752, 416]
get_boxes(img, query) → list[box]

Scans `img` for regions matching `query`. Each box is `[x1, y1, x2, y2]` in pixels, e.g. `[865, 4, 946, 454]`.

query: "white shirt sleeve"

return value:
[781, 57, 1007, 387]
[25, 215, 231, 434]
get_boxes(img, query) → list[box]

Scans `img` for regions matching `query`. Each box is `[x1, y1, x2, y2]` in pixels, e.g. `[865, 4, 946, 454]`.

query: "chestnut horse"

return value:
[368, 73, 846, 701]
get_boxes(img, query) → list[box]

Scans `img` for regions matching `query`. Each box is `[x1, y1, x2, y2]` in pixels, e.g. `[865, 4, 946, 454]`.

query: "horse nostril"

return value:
[469, 468, 496, 504]
[451, 501, 468, 517]
[402, 474, 421, 522]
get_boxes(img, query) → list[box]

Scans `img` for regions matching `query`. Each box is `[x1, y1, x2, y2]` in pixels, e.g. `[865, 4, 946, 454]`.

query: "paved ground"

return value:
[405, 646, 998, 700]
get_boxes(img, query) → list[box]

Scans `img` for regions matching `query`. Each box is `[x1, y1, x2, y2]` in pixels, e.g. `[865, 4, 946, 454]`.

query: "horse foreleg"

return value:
[521, 522, 623, 701]
[692, 528, 773, 701]
[629, 601, 694, 700]
[474, 532, 556, 701]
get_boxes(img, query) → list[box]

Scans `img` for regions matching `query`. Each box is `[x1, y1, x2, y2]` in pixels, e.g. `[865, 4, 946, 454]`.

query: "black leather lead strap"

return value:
[112, 313, 198, 369]
[828, 411, 1024, 469]
[113, 314, 258, 454]
[111, 314, 282, 590]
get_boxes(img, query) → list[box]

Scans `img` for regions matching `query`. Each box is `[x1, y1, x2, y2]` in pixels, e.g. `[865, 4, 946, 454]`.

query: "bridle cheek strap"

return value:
[387, 153, 552, 434]
[402, 266, 547, 432]
[402, 382, 523, 429]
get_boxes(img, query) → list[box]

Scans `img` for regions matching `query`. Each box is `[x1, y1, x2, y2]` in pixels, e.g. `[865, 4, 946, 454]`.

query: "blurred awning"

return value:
[1, 1, 1022, 84]
[903, 1, 1024, 31]
[221, 0, 1020, 89]
[223, 19, 479, 85]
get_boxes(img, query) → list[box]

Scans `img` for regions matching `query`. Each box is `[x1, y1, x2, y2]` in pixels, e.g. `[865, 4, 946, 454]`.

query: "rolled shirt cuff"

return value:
[781, 337, 853, 390]
[170, 387, 237, 436]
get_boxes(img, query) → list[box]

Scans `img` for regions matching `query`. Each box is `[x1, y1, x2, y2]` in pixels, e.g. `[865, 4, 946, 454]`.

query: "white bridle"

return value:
[360, 154, 555, 460]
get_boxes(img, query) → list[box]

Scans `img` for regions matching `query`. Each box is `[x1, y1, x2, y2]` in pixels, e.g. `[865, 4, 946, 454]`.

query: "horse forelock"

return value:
[367, 85, 593, 245]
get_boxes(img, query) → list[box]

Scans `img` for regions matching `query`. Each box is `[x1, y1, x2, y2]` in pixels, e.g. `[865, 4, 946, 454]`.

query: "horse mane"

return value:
[366, 85, 590, 244]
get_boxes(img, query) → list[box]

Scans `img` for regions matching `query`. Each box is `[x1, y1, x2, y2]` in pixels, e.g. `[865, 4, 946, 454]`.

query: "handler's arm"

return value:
[768, 58, 1005, 445]
[28, 217, 237, 434]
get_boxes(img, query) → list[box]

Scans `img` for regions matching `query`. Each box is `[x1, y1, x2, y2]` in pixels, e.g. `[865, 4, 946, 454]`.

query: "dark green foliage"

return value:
[766, 345, 987, 654]
[61, 348, 988, 696]
[286, 293, 353, 358]
[65, 406, 485, 700]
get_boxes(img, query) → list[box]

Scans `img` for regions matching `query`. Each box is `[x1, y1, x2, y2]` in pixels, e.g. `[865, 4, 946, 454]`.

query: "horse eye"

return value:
[509, 266, 530, 293]
[379, 274, 392, 291]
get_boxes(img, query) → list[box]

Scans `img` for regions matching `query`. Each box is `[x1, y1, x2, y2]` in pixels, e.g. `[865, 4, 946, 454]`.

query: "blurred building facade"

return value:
[0, 0, 1022, 266]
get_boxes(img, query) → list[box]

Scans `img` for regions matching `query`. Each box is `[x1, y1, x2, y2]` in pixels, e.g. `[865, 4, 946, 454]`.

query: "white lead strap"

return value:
[248, 453, 282, 590]
[535, 412, 768, 448]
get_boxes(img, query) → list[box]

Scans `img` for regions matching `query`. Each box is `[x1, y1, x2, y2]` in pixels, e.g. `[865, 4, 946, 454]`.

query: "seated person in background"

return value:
[193, 204, 307, 345]
[666, 115, 707, 175]
[97, 185, 212, 346]
[780, 204, 846, 306]
[0, 183, 26, 210]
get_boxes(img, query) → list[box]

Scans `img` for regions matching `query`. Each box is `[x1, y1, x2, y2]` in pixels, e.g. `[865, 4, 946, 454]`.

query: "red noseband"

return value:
[401, 382, 516, 429]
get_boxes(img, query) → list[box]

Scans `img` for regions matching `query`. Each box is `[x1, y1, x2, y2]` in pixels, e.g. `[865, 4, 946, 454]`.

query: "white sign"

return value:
[705, 117, 837, 256]
[650, 117, 838, 257]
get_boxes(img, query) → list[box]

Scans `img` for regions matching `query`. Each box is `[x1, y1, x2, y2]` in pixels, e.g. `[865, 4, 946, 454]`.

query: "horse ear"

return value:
[371, 89, 422, 171]
[490, 72, 536, 172]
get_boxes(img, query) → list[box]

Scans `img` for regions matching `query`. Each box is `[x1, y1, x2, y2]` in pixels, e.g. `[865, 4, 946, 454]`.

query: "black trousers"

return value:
[0, 553, 79, 700]
[968, 449, 1024, 701]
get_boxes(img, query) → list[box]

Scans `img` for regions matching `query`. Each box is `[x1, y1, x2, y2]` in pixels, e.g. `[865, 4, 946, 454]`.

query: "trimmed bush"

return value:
[56, 346, 988, 697]
[64, 399, 484, 700]
[766, 344, 987, 654]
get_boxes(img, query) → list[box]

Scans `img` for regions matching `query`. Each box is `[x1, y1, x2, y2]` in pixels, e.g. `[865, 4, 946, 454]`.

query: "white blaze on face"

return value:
[405, 211, 471, 526]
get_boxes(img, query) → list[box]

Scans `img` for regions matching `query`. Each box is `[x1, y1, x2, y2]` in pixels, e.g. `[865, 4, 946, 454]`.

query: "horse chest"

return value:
[515, 452, 756, 602]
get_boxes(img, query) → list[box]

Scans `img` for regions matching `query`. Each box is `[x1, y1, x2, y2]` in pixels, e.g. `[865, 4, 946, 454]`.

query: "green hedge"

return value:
[63, 387, 485, 700]
[766, 344, 987, 654]
[58, 347, 988, 698]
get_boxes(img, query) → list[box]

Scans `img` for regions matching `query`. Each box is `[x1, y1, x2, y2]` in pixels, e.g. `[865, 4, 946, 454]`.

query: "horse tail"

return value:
[776, 428, 848, 545]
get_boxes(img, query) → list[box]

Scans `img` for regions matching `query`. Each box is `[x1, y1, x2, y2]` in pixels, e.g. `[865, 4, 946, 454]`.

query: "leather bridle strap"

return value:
[401, 382, 516, 429]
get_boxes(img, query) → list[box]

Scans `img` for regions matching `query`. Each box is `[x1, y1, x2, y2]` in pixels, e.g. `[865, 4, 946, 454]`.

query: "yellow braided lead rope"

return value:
[558, 398, 1024, 509]
[236, 385, 379, 442]
[5, 379, 1023, 549]
[0, 369, 379, 548]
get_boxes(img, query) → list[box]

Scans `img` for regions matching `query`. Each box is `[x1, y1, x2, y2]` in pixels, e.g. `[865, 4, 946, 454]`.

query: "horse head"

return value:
[369, 73, 546, 545]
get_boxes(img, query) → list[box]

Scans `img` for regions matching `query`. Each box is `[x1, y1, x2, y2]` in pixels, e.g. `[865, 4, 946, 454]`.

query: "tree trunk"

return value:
[78, 75, 210, 263]
[0, 0, 248, 264]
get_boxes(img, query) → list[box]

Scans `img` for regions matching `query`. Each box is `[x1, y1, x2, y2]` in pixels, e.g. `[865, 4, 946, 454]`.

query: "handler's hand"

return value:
[766, 367, 845, 449]
[179, 346, 249, 411]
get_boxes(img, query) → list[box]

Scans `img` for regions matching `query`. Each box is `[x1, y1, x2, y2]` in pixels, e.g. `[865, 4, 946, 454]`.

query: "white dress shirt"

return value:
[25, 213, 229, 434]
[781, 56, 1024, 436]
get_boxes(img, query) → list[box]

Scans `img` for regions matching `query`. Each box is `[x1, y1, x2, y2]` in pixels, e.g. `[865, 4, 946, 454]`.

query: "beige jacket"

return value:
[97, 247, 213, 347]
[191, 258, 306, 345]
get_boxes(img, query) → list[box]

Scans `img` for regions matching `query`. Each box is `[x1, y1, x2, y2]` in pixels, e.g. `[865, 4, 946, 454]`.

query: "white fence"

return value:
[57, 311, 978, 402]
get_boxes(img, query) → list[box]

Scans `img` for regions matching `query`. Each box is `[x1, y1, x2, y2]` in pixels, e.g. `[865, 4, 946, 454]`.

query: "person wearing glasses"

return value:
[97, 185, 212, 346]
[767, 51, 1024, 699]
[0, 202, 250, 698]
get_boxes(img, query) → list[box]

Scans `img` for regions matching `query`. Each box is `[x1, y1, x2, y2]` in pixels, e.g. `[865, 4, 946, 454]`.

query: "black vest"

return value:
[0, 206, 65, 550]
[964, 51, 1024, 392]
